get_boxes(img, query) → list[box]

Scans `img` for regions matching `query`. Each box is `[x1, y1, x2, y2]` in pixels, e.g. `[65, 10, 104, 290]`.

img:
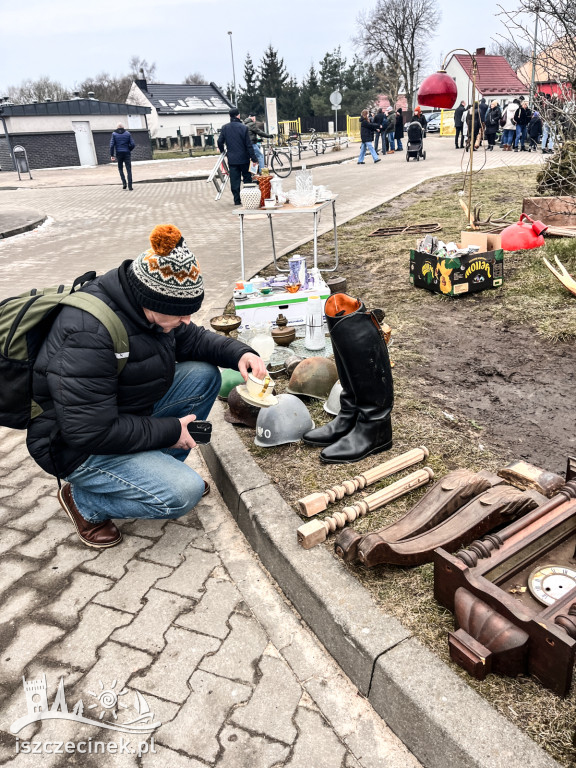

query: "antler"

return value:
[543, 255, 576, 297]
[472, 206, 515, 231]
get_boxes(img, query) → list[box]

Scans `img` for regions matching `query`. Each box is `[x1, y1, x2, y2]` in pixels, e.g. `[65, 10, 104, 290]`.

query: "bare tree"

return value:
[128, 56, 157, 82]
[355, 0, 440, 112]
[76, 72, 133, 102]
[183, 72, 208, 85]
[6, 77, 70, 104]
[488, 40, 530, 71]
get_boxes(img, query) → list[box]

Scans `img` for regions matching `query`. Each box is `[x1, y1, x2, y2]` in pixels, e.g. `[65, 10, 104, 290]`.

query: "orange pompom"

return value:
[149, 224, 183, 256]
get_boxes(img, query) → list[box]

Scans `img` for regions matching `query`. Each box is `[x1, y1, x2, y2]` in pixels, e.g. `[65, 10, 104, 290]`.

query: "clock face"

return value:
[528, 564, 576, 606]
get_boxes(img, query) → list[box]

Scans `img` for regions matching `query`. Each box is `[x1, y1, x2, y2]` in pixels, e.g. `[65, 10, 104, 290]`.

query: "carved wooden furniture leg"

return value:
[543, 255, 576, 298]
[335, 468, 492, 563]
[297, 467, 434, 550]
[356, 486, 544, 567]
[297, 446, 429, 517]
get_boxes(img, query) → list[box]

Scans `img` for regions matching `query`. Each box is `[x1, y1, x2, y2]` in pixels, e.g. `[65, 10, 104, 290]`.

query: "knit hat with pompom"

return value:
[127, 224, 204, 315]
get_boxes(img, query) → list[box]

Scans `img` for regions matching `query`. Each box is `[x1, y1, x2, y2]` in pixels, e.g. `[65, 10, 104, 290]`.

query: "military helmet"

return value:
[323, 380, 343, 415]
[254, 394, 314, 447]
[286, 357, 338, 400]
[219, 369, 245, 400]
[224, 386, 260, 428]
[285, 355, 304, 378]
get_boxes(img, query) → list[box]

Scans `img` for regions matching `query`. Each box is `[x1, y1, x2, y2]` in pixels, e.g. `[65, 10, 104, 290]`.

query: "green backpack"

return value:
[0, 271, 129, 429]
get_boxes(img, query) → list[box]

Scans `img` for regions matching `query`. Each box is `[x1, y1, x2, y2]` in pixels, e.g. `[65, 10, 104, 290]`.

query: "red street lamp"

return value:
[418, 49, 479, 226]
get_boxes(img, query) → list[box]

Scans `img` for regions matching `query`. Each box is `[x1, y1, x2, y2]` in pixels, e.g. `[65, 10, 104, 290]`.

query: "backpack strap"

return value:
[60, 294, 129, 374]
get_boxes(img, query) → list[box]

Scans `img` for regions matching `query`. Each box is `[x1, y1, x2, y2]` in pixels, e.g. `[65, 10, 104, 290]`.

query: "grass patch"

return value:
[228, 165, 576, 765]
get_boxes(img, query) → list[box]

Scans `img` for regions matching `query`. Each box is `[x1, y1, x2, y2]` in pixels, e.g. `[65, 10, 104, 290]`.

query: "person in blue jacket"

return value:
[110, 123, 136, 190]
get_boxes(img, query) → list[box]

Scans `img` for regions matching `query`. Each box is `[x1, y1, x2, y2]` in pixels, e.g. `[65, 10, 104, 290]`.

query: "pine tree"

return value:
[279, 76, 301, 119]
[237, 54, 262, 116]
[258, 45, 289, 101]
[300, 65, 320, 116]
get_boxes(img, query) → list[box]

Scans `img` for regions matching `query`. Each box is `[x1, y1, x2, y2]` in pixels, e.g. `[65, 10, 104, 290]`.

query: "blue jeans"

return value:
[501, 128, 515, 146]
[542, 123, 555, 150]
[252, 143, 265, 172]
[64, 361, 221, 523]
[387, 131, 396, 151]
[515, 124, 527, 148]
[358, 142, 379, 162]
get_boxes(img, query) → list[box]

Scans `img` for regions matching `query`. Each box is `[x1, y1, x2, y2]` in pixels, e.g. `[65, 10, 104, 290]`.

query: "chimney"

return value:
[72, 91, 81, 99]
[87, 91, 98, 100]
[135, 67, 148, 92]
[45, 98, 52, 103]
[476, 47, 486, 56]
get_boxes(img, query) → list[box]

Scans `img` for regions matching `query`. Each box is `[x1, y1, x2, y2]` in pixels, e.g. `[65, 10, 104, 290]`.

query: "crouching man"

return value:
[26, 224, 265, 548]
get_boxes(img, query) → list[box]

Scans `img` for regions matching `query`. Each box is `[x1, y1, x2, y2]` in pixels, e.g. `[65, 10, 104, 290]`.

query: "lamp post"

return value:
[418, 49, 478, 227]
[529, 5, 540, 109]
[227, 31, 237, 107]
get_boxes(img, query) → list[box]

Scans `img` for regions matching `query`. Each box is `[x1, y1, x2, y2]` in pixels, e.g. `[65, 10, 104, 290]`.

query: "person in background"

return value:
[479, 97, 489, 125]
[357, 109, 382, 164]
[527, 110, 542, 151]
[217, 108, 259, 205]
[513, 100, 532, 151]
[394, 108, 405, 152]
[453, 101, 466, 149]
[465, 102, 483, 151]
[501, 99, 520, 151]
[483, 100, 502, 151]
[373, 108, 387, 154]
[386, 109, 396, 153]
[413, 106, 427, 135]
[243, 114, 273, 172]
[110, 123, 136, 190]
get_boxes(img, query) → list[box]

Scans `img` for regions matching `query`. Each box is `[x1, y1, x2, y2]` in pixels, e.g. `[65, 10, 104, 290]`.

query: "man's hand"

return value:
[110, 156, 115, 162]
[171, 414, 197, 451]
[238, 352, 267, 381]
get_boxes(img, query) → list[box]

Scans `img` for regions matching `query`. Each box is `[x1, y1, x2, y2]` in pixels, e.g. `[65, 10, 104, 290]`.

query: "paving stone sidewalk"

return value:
[0, 430, 422, 767]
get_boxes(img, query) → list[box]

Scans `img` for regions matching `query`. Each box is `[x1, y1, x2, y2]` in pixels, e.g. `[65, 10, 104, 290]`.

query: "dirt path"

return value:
[412, 300, 576, 473]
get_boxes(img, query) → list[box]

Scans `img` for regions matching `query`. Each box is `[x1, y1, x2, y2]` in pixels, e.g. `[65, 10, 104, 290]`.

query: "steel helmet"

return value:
[219, 369, 245, 400]
[323, 380, 343, 415]
[286, 357, 338, 400]
[285, 355, 304, 378]
[254, 394, 314, 447]
[224, 386, 260, 428]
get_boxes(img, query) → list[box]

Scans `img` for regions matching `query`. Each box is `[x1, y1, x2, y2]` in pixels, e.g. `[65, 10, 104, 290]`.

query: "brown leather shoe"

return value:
[58, 483, 122, 549]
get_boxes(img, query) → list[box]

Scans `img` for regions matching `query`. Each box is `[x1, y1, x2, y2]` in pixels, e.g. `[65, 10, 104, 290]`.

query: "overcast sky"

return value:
[1, 0, 511, 95]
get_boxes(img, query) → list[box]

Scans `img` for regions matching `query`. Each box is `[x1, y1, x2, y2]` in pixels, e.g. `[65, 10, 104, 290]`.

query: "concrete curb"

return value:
[0, 213, 47, 239]
[201, 402, 560, 768]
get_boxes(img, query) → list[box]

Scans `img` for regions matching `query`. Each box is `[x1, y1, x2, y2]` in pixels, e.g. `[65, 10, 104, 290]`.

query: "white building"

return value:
[445, 48, 529, 109]
[126, 78, 234, 143]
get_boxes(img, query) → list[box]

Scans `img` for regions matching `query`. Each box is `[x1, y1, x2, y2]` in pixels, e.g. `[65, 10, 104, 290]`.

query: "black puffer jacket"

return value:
[360, 117, 380, 143]
[217, 117, 258, 165]
[27, 262, 254, 477]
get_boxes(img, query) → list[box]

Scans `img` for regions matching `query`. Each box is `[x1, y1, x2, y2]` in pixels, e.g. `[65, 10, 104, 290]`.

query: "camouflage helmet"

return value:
[323, 380, 343, 416]
[254, 394, 314, 447]
[219, 369, 245, 401]
[286, 357, 338, 400]
[224, 386, 260, 428]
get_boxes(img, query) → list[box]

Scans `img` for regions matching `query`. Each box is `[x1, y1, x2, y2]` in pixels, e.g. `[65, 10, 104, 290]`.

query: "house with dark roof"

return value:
[0, 97, 151, 171]
[445, 47, 528, 108]
[126, 78, 234, 144]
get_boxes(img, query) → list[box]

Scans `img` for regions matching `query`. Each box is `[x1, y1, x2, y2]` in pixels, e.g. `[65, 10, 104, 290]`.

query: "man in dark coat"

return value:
[373, 108, 387, 154]
[453, 101, 466, 149]
[27, 223, 266, 548]
[479, 98, 489, 124]
[513, 101, 532, 151]
[394, 108, 404, 151]
[110, 123, 136, 190]
[217, 108, 259, 205]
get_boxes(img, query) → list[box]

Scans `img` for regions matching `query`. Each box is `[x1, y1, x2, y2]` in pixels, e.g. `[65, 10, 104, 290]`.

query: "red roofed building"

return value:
[445, 47, 528, 108]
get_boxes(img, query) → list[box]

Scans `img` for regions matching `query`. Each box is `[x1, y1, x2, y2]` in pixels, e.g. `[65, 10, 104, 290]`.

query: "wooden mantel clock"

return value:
[434, 459, 576, 696]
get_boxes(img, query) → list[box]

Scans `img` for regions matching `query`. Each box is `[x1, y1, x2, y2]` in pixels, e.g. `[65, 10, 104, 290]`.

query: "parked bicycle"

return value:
[286, 128, 327, 158]
[263, 142, 293, 178]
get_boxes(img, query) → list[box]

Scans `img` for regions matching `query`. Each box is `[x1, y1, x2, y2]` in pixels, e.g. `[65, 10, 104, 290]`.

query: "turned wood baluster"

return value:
[297, 446, 429, 517]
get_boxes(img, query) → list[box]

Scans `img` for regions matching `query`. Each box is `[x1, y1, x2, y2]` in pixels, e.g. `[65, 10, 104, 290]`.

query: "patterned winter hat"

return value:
[128, 224, 204, 315]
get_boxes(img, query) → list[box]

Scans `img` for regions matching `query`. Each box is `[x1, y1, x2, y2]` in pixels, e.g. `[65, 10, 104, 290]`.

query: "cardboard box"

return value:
[410, 245, 504, 296]
[234, 286, 330, 329]
[459, 231, 502, 252]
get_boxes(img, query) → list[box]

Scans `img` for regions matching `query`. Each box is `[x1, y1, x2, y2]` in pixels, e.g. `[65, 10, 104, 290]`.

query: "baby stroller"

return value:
[406, 121, 426, 162]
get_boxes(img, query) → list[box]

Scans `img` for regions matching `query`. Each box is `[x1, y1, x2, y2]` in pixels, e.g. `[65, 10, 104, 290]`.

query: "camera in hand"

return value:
[187, 420, 212, 444]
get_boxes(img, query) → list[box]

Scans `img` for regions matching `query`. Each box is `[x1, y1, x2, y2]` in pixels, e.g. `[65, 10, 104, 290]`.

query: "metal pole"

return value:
[529, 7, 540, 109]
[468, 57, 477, 227]
[227, 32, 237, 107]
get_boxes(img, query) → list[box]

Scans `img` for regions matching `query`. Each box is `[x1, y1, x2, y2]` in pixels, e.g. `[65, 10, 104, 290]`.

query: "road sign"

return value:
[331, 105, 340, 110]
[329, 90, 342, 107]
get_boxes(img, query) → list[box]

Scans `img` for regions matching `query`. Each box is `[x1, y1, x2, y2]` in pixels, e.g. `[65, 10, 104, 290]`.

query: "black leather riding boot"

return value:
[319, 294, 394, 464]
[302, 308, 358, 447]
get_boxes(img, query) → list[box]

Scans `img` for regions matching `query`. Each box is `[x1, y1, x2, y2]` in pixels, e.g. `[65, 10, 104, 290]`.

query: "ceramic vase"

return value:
[257, 176, 272, 207]
[240, 184, 262, 210]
